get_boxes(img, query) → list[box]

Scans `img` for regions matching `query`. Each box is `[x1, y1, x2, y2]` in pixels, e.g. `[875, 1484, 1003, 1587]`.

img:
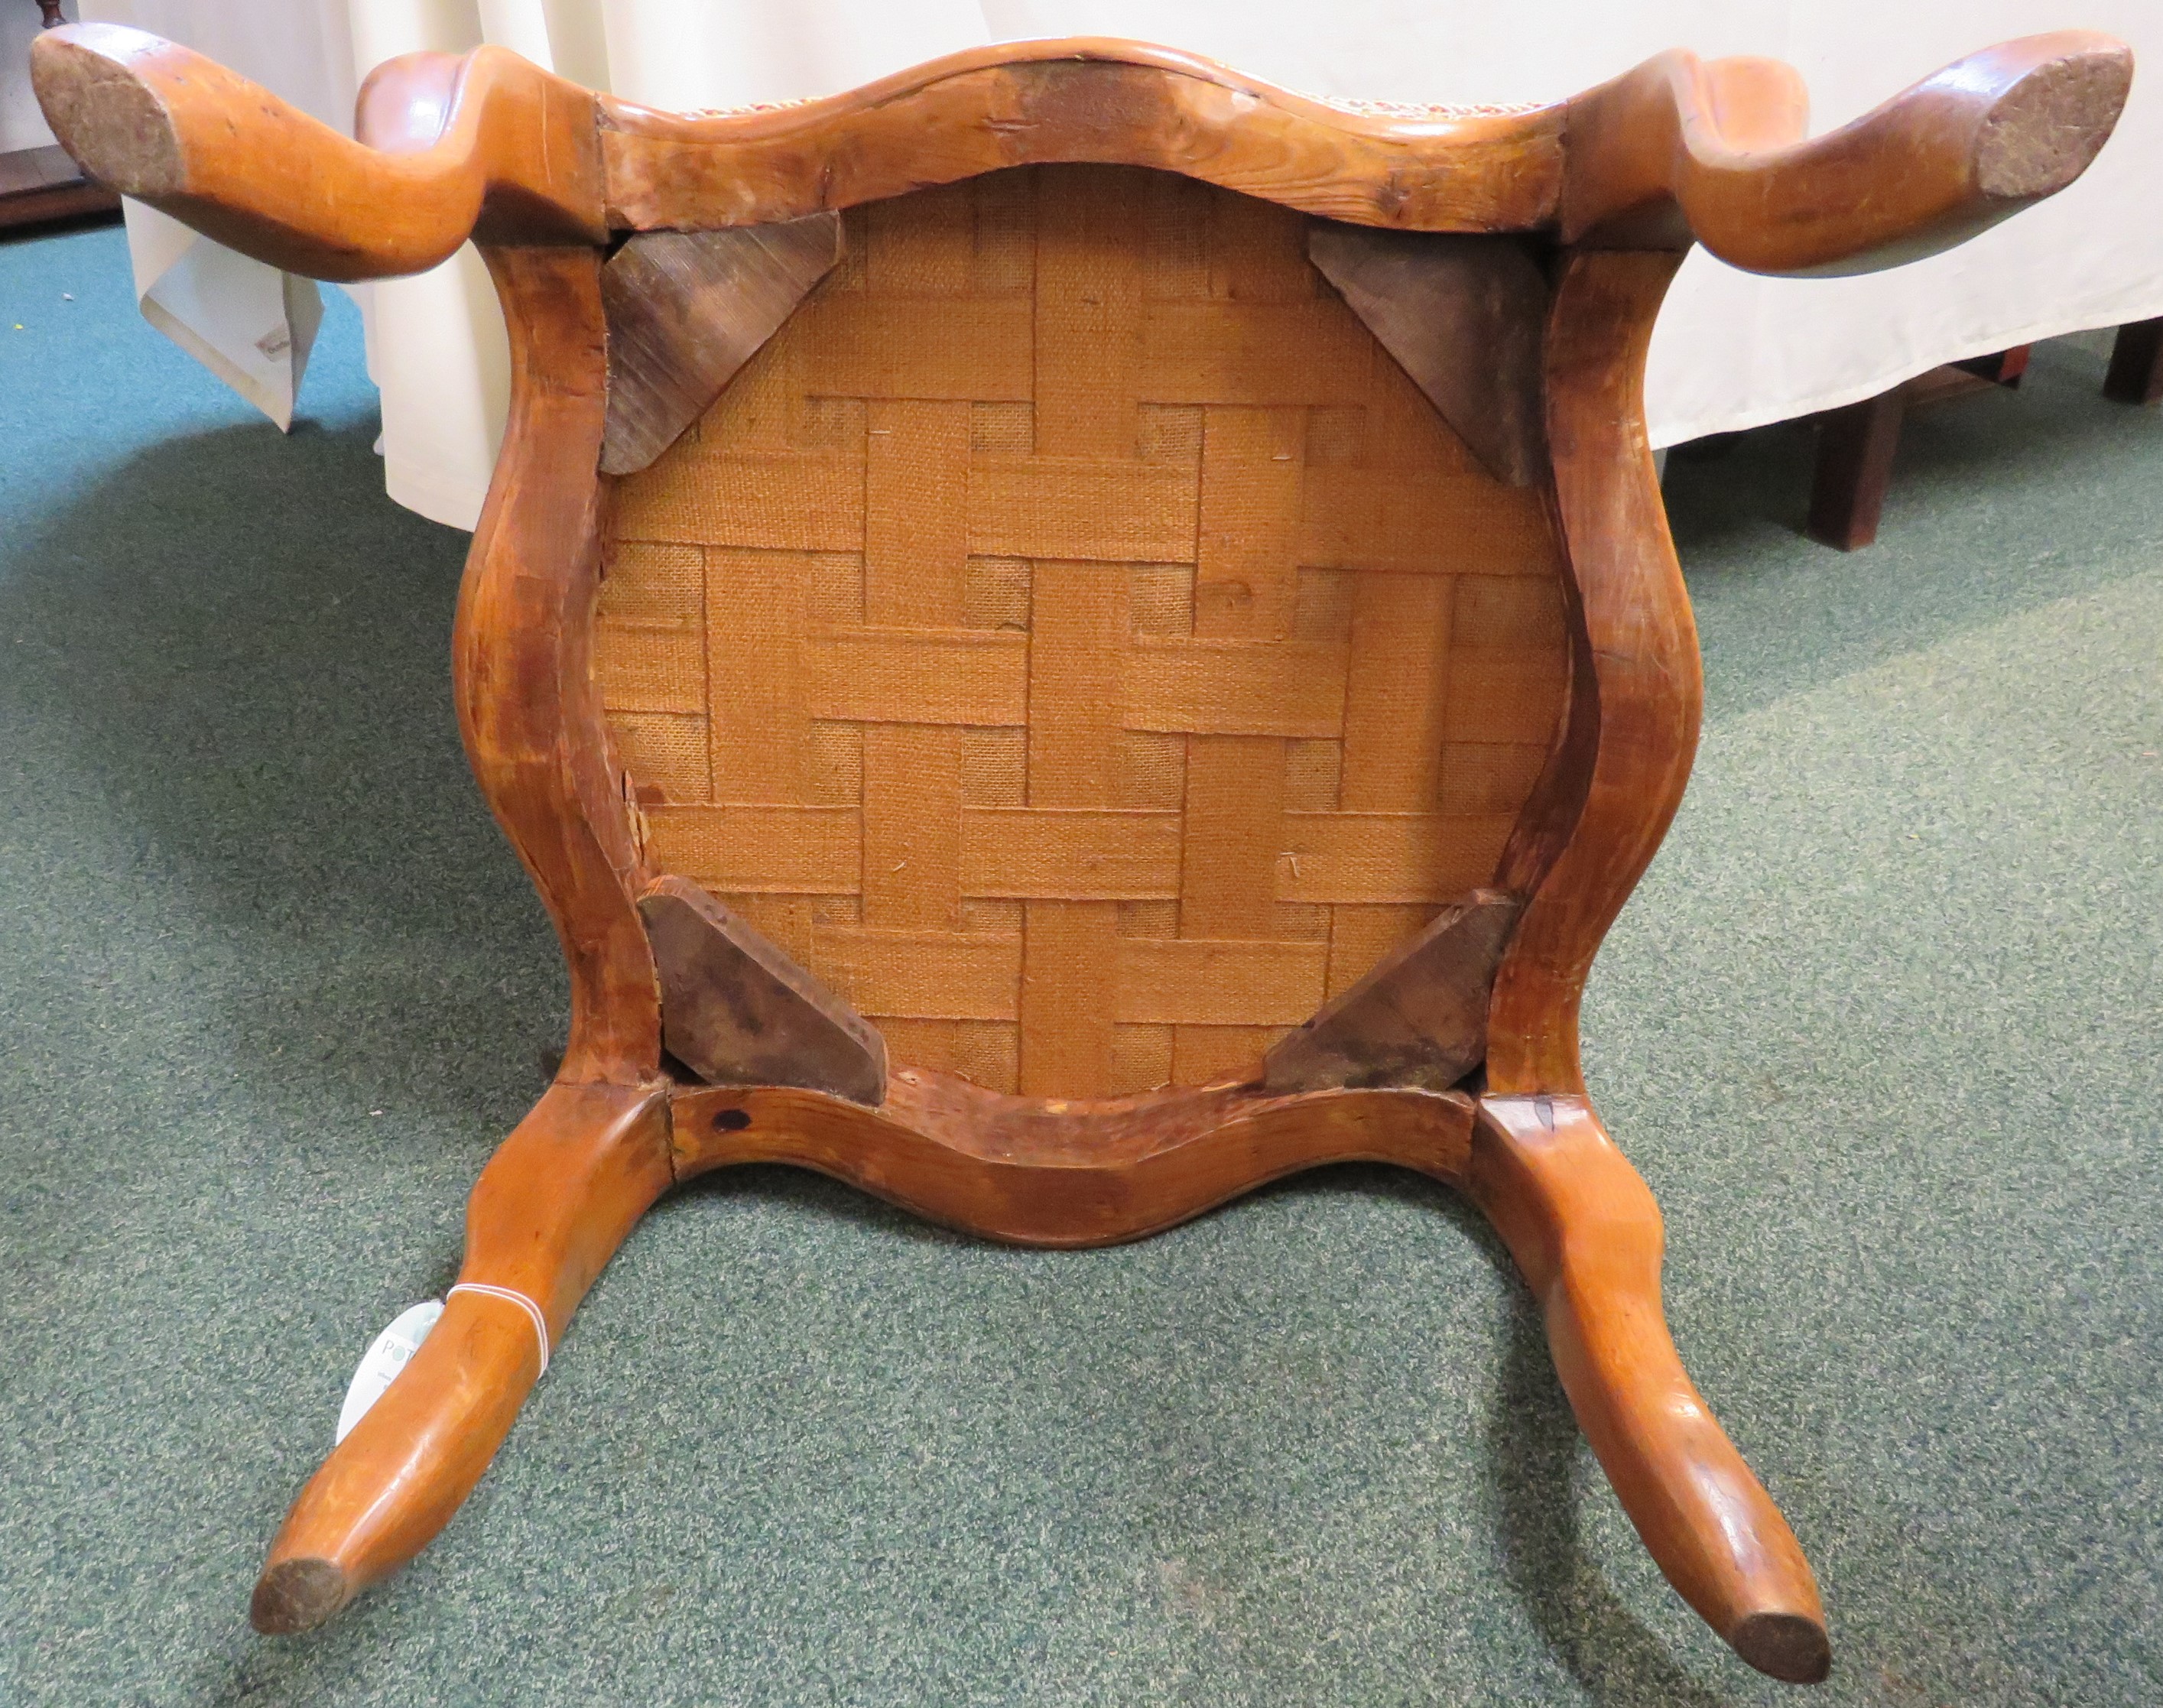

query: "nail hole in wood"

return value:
[712, 1108, 752, 1131]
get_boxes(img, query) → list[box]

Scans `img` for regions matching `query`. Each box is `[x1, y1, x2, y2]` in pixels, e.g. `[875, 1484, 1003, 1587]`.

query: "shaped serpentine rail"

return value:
[31, 22, 2131, 274]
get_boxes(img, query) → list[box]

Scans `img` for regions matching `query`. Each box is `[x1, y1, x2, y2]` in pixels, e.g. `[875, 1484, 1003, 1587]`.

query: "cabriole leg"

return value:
[251, 1083, 674, 1632]
[1467, 1094, 1830, 1684]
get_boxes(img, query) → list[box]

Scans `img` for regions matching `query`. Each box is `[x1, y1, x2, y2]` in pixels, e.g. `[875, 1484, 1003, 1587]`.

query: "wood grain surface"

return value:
[39, 24, 2124, 281]
[1263, 887, 1519, 1092]
[460, 245, 662, 1084]
[672, 1072, 1476, 1246]
[252, 1083, 674, 1632]
[1563, 32, 2132, 274]
[601, 214, 843, 475]
[32, 22, 602, 278]
[1486, 249, 1695, 1096]
[1307, 223, 1551, 485]
[598, 42, 1563, 234]
[1467, 1093, 1830, 1682]
[639, 872, 888, 1103]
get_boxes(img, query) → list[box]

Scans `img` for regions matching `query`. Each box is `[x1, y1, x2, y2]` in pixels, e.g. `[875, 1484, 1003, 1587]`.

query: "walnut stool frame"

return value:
[35, 22, 2131, 1682]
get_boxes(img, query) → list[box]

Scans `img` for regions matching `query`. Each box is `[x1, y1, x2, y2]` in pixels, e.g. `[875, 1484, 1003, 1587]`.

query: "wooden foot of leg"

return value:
[1467, 1094, 1830, 1684]
[251, 1082, 674, 1632]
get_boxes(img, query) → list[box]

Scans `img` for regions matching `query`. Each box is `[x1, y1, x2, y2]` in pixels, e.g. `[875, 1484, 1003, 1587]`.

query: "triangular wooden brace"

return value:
[638, 875, 888, 1106]
[1307, 224, 1549, 487]
[599, 213, 843, 476]
[1263, 888, 1521, 1093]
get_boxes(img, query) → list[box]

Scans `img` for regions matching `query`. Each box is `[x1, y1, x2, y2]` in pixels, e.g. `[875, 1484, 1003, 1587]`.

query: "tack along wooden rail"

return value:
[35, 21, 2129, 1684]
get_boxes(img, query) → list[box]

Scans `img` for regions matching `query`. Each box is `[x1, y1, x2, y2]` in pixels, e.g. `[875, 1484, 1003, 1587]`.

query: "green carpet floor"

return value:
[2, 220, 2158, 1706]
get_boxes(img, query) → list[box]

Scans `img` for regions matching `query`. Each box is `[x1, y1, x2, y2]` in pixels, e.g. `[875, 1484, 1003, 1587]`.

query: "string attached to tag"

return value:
[447, 1281, 551, 1377]
[336, 1283, 553, 1445]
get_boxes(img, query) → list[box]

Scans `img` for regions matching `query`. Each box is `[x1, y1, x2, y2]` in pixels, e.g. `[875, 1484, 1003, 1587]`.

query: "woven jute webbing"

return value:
[600, 165, 1567, 1099]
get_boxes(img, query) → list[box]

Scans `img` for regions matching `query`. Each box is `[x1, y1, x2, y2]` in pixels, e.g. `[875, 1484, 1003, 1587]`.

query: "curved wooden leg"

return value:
[251, 1081, 674, 1632]
[1466, 1093, 1830, 1684]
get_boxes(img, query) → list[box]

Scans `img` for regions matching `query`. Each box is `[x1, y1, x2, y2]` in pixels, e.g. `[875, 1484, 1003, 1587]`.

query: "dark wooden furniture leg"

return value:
[1951, 346, 2030, 387]
[2104, 318, 2163, 404]
[0, 143, 116, 228]
[1806, 345, 2035, 550]
[1807, 388, 1908, 550]
[0, 2, 119, 232]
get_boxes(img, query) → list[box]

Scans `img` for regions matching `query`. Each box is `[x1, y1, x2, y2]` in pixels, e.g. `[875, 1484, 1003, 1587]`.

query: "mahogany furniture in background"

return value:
[0, 137, 112, 227]
[0, 2, 112, 229]
[35, 21, 2129, 1683]
[1805, 346, 2034, 550]
[2104, 317, 2163, 404]
[1804, 321, 2163, 550]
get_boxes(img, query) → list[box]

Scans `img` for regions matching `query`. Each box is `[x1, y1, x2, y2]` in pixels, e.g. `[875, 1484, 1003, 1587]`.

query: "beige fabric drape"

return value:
[78, 1, 2163, 530]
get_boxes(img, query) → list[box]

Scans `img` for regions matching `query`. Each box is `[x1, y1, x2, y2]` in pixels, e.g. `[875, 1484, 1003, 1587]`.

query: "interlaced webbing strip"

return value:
[602, 167, 1568, 1097]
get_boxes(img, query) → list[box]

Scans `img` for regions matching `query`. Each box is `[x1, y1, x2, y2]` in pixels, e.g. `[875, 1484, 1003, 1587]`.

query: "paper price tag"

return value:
[335, 1300, 443, 1444]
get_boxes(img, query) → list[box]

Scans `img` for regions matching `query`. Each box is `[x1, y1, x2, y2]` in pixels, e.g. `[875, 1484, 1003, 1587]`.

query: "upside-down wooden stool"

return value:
[35, 22, 2129, 1681]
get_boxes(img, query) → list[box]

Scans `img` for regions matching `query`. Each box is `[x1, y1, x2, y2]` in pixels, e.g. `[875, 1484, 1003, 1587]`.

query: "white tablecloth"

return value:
[78, 1, 2163, 531]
